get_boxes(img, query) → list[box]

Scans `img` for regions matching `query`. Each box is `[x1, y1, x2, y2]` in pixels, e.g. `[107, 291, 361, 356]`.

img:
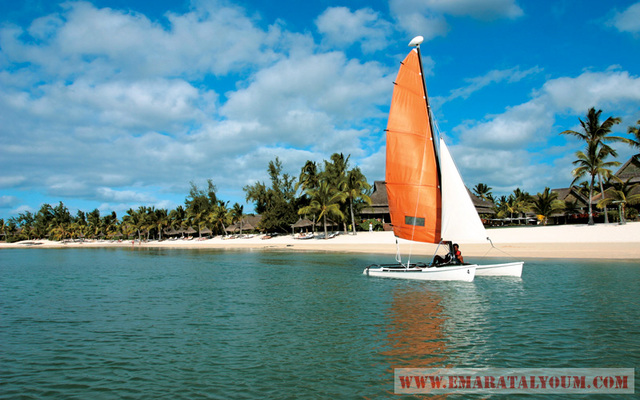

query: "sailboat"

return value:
[364, 36, 523, 281]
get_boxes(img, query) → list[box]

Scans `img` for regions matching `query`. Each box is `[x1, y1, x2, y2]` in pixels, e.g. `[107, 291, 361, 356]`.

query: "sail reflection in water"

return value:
[382, 286, 448, 368]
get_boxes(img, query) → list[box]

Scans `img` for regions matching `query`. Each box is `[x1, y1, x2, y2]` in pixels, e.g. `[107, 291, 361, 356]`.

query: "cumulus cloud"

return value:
[0, 195, 20, 208]
[219, 51, 391, 148]
[607, 2, 640, 34]
[0, 0, 278, 80]
[449, 67, 640, 193]
[542, 68, 640, 113]
[315, 7, 392, 53]
[389, 0, 523, 38]
[0, 1, 396, 217]
[456, 68, 640, 149]
[96, 188, 157, 203]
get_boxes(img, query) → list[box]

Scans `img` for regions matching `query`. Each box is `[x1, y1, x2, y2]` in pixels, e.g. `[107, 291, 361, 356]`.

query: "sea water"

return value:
[1, 248, 638, 399]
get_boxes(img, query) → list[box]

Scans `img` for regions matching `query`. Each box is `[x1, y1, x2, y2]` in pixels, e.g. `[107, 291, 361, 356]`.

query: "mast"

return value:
[409, 36, 443, 212]
[385, 36, 443, 244]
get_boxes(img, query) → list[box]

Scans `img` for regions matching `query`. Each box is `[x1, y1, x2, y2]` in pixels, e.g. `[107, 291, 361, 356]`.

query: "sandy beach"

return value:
[2, 222, 639, 259]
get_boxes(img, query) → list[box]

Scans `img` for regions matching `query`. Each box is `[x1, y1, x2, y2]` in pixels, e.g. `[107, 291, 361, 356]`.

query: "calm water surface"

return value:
[1, 248, 638, 399]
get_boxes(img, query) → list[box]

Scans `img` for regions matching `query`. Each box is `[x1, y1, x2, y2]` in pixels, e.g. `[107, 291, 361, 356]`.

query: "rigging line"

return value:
[395, 238, 405, 267]
[482, 237, 520, 260]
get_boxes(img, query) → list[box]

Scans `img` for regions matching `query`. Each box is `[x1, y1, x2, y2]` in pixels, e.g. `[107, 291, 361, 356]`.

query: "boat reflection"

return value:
[377, 285, 451, 398]
[382, 285, 449, 369]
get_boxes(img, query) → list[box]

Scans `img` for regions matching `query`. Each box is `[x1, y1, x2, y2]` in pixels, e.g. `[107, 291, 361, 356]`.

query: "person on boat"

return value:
[453, 243, 464, 264]
[432, 243, 464, 266]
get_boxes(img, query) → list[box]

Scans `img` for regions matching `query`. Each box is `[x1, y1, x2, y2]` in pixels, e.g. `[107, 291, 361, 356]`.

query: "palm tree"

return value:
[123, 208, 144, 241]
[561, 108, 624, 223]
[473, 183, 493, 201]
[230, 203, 244, 234]
[0, 218, 6, 241]
[341, 167, 371, 235]
[596, 177, 640, 224]
[508, 188, 532, 224]
[569, 143, 620, 225]
[210, 201, 230, 235]
[298, 181, 345, 239]
[296, 160, 320, 193]
[169, 206, 187, 234]
[531, 187, 565, 225]
[154, 208, 169, 240]
[628, 119, 640, 151]
[323, 153, 351, 232]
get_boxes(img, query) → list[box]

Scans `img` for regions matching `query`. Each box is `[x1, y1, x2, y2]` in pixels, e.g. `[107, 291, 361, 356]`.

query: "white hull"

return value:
[475, 261, 524, 277]
[364, 264, 476, 282]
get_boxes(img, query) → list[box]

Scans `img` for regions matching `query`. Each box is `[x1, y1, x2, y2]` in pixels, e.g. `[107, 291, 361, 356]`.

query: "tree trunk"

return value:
[588, 176, 595, 225]
[350, 199, 357, 235]
[598, 174, 609, 223]
[323, 214, 328, 239]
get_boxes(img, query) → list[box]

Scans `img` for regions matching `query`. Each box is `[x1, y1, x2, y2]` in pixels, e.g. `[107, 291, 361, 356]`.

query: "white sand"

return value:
[2, 222, 639, 259]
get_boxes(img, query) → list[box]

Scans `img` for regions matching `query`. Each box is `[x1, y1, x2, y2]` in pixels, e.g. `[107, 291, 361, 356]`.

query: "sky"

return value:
[1, 0, 639, 220]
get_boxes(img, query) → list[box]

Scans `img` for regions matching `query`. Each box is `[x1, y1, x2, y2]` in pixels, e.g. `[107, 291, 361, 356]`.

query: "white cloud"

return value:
[0, 195, 20, 208]
[315, 7, 392, 53]
[96, 188, 156, 203]
[455, 68, 640, 151]
[423, 0, 524, 20]
[219, 51, 391, 149]
[0, 176, 27, 188]
[0, 1, 278, 80]
[458, 100, 553, 148]
[542, 68, 640, 114]
[607, 2, 640, 34]
[389, 0, 523, 38]
[0, 1, 399, 218]
[443, 67, 640, 196]
[443, 66, 542, 102]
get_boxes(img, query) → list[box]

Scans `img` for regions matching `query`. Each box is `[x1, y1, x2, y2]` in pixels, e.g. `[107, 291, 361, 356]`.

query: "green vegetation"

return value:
[560, 108, 627, 224]
[2, 153, 373, 242]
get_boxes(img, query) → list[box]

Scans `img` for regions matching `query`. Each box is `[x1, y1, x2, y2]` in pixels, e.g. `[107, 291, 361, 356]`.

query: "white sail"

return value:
[439, 139, 488, 243]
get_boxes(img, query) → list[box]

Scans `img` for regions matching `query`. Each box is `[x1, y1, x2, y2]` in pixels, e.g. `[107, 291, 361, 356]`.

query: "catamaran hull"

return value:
[364, 264, 476, 282]
[475, 261, 523, 277]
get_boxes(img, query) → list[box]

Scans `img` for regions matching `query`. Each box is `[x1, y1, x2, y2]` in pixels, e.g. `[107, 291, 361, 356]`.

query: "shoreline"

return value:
[1, 222, 639, 260]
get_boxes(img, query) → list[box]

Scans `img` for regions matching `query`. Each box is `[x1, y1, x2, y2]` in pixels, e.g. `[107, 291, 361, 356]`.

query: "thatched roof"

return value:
[361, 181, 389, 215]
[368, 181, 388, 205]
[291, 218, 314, 228]
[552, 187, 590, 206]
[164, 227, 181, 236]
[468, 188, 495, 215]
[615, 154, 640, 184]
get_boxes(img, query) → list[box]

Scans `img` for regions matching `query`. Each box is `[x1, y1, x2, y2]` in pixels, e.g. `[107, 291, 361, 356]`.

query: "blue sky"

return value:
[1, 0, 639, 220]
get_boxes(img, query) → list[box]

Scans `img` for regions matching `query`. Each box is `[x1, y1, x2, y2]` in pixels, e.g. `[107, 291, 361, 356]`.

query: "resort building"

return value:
[550, 153, 640, 224]
[359, 181, 493, 229]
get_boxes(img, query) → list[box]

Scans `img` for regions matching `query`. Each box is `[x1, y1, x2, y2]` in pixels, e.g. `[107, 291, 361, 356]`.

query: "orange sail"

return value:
[385, 49, 441, 243]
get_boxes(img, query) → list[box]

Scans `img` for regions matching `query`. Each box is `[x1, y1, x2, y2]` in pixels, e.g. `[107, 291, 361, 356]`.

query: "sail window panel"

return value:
[405, 216, 425, 226]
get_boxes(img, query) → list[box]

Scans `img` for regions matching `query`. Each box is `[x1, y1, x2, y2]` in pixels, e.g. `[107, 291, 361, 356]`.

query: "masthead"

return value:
[408, 36, 424, 47]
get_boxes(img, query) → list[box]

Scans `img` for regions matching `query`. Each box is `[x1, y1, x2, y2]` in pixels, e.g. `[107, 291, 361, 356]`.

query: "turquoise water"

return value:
[1, 248, 638, 399]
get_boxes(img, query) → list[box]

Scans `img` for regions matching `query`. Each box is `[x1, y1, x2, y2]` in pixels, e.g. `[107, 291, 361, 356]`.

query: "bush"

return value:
[359, 218, 383, 231]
